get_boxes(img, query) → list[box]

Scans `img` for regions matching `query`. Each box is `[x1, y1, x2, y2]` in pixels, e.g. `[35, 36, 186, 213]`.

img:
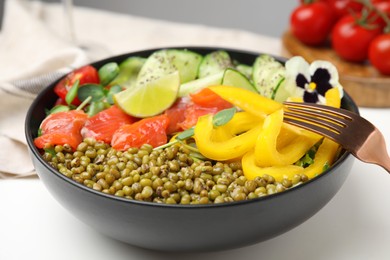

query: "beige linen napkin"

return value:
[0, 0, 282, 178]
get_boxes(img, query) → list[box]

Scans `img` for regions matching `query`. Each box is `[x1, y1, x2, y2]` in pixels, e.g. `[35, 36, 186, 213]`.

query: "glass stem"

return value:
[62, 0, 77, 45]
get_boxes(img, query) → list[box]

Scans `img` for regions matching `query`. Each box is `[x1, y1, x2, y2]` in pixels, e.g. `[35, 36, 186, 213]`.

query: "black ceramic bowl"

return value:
[25, 47, 358, 252]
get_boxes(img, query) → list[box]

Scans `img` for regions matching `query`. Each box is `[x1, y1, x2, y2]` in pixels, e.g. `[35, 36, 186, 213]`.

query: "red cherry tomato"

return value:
[371, 1, 390, 29]
[331, 15, 382, 62]
[369, 34, 390, 75]
[54, 65, 100, 105]
[290, 2, 335, 46]
[326, 0, 364, 20]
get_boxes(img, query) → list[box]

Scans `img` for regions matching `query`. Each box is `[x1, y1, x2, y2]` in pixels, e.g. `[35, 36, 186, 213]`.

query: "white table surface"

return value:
[1, 107, 390, 260]
[2, 1, 390, 258]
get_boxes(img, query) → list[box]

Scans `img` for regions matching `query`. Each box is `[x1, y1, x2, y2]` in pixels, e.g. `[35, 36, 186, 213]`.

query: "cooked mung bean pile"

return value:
[42, 138, 309, 204]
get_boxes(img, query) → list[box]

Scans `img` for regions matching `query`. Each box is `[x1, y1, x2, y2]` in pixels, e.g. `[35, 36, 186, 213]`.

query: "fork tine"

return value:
[283, 102, 351, 132]
[284, 101, 357, 119]
[283, 102, 355, 145]
[283, 116, 341, 144]
[284, 102, 390, 174]
[285, 105, 350, 124]
[283, 110, 344, 134]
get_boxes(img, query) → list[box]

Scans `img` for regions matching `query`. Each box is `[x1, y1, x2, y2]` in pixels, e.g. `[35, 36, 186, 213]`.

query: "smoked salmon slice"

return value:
[111, 114, 169, 151]
[81, 105, 137, 144]
[34, 110, 88, 151]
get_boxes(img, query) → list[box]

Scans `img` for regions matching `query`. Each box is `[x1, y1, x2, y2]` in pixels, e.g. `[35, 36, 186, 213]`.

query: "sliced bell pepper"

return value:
[325, 87, 341, 108]
[212, 112, 264, 142]
[209, 85, 282, 116]
[242, 150, 304, 182]
[194, 114, 263, 161]
[302, 139, 340, 178]
[301, 87, 341, 178]
[255, 109, 322, 167]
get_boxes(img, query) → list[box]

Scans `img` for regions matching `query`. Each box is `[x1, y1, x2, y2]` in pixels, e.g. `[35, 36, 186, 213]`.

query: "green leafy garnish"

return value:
[295, 141, 322, 168]
[77, 84, 105, 102]
[295, 153, 314, 168]
[212, 107, 236, 127]
[153, 128, 195, 151]
[65, 79, 80, 105]
[76, 96, 92, 111]
[47, 105, 70, 115]
[323, 162, 330, 171]
[99, 62, 120, 86]
[44, 147, 56, 157]
[86, 101, 109, 117]
[176, 127, 195, 141]
[106, 85, 123, 104]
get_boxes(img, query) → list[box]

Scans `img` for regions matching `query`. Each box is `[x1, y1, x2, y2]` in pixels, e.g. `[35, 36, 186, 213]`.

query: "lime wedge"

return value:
[114, 71, 180, 117]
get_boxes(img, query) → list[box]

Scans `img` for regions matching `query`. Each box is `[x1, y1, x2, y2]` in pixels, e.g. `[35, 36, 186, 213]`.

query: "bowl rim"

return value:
[25, 46, 358, 209]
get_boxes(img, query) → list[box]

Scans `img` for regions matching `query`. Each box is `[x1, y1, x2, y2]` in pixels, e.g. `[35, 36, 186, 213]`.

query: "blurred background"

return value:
[37, 0, 297, 38]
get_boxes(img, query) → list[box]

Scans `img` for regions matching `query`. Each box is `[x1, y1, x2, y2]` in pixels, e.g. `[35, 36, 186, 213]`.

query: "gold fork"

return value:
[283, 102, 390, 173]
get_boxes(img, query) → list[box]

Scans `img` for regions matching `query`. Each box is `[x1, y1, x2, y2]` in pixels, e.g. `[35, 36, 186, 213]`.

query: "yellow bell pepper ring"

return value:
[209, 85, 282, 116]
[212, 111, 264, 142]
[255, 109, 322, 167]
[194, 114, 263, 161]
[325, 87, 341, 108]
[302, 139, 340, 179]
[242, 150, 304, 182]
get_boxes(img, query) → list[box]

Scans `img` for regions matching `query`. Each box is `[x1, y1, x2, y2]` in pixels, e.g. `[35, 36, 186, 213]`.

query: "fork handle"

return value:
[356, 130, 390, 174]
[381, 156, 390, 174]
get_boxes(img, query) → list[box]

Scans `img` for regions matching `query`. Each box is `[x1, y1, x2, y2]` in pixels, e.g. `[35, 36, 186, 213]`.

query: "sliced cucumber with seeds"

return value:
[222, 68, 256, 92]
[198, 50, 233, 78]
[252, 54, 286, 100]
[236, 64, 253, 80]
[136, 50, 177, 87]
[136, 49, 202, 86]
[178, 71, 224, 97]
[272, 78, 292, 103]
[111, 57, 146, 89]
[165, 49, 202, 83]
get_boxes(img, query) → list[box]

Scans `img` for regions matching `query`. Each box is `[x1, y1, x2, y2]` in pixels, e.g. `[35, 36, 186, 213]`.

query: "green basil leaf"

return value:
[99, 62, 120, 86]
[212, 107, 237, 127]
[77, 84, 105, 102]
[106, 85, 123, 104]
[65, 79, 79, 105]
[176, 128, 194, 141]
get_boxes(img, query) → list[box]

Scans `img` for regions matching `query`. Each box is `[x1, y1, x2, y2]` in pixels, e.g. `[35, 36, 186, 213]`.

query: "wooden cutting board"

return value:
[282, 30, 390, 108]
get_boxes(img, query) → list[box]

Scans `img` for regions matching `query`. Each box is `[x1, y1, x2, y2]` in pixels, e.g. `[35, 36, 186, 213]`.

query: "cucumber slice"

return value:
[236, 64, 253, 79]
[222, 68, 256, 92]
[136, 49, 202, 86]
[178, 71, 224, 97]
[272, 78, 291, 102]
[198, 50, 233, 78]
[165, 49, 203, 83]
[136, 50, 177, 87]
[252, 54, 286, 99]
[111, 57, 146, 89]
